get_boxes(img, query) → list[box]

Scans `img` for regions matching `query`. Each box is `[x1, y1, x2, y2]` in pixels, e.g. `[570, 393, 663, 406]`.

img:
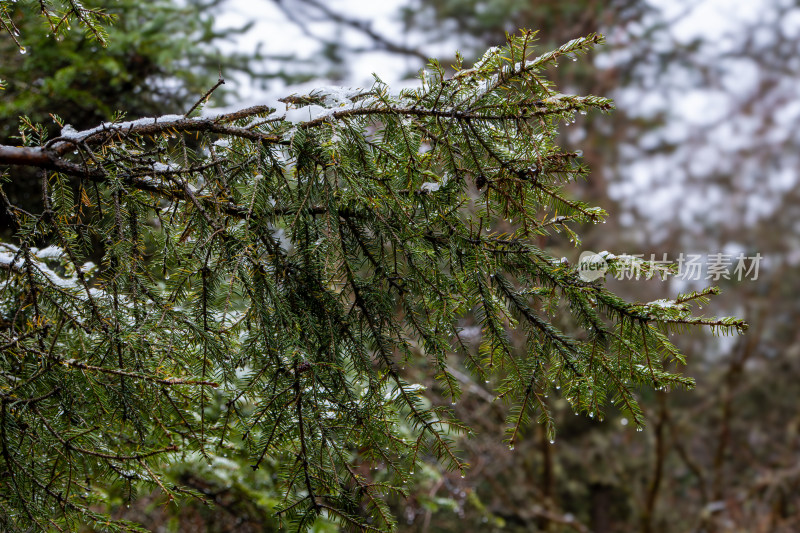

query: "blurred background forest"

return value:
[2, 0, 799, 531]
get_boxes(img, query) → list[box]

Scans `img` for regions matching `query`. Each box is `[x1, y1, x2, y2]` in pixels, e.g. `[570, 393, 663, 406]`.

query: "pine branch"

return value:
[0, 30, 747, 532]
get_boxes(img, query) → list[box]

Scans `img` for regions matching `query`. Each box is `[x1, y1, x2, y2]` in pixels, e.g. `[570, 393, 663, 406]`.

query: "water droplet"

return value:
[460, 474, 465, 479]
[572, 57, 577, 62]
[549, 439, 555, 444]
[620, 418, 629, 426]
[589, 412, 594, 418]
[636, 427, 644, 432]
[19, 47, 27, 55]
[508, 444, 515, 451]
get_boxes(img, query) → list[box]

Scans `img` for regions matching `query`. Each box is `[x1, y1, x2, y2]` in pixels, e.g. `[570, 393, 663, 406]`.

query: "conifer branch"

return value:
[0, 30, 746, 531]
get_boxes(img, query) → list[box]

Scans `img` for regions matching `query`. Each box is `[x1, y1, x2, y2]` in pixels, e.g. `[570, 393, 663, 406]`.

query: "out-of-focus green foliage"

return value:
[0, 0, 266, 234]
[0, 0, 258, 138]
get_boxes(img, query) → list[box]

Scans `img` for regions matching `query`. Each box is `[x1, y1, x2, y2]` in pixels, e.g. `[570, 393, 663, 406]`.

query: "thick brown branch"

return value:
[0, 145, 90, 176]
[42, 106, 282, 154]
[297, 102, 593, 129]
[0, 99, 577, 179]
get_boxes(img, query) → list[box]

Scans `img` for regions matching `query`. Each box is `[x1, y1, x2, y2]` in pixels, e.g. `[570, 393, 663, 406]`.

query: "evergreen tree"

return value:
[0, 8, 746, 531]
[0, 0, 262, 126]
[0, 0, 273, 234]
[264, 3, 800, 530]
